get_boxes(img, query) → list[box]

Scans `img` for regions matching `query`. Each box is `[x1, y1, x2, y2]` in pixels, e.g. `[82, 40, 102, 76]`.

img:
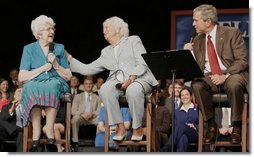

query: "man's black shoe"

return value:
[73, 142, 79, 152]
[159, 144, 172, 152]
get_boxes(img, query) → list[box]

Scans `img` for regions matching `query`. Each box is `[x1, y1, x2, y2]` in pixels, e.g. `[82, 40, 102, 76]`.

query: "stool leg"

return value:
[146, 101, 151, 152]
[241, 102, 247, 152]
[23, 126, 28, 152]
[198, 109, 203, 152]
[104, 110, 109, 152]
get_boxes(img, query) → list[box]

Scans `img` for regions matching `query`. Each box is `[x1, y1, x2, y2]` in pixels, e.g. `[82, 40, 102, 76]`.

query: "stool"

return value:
[22, 93, 72, 152]
[104, 93, 153, 152]
[198, 93, 248, 152]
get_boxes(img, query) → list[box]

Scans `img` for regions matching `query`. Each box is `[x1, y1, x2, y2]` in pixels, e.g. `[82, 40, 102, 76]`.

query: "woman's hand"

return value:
[47, 53, 56, 63]
[43, 63, 53, 72]
[186, 122, 196, 130]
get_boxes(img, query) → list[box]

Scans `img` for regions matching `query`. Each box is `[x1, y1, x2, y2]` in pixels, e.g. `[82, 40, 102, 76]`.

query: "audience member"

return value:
[92, 76, 105, 95]
[8, 68, 19, 93]
[0, 78, 14, 112]
[160, 87, 198, 152]
[164, 80, 184, 124]
[143, 89, 170, 151]
[69, 75, 83, 98]
[71, 76, 101, 151]
[0, 88, 23, 152]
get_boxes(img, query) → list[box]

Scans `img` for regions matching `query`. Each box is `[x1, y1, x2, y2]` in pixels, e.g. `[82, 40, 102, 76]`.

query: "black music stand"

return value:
[142, 49, 204, 152]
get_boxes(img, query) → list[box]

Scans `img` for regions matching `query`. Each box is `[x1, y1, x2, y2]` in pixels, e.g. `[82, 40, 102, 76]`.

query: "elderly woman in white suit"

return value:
[67, 16, 158, 142]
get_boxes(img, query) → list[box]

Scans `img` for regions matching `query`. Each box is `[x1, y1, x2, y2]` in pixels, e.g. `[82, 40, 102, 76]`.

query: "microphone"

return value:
[49, 42, 54, 53]
[115, 83, 123, 90]
[190, 29, 197, 43]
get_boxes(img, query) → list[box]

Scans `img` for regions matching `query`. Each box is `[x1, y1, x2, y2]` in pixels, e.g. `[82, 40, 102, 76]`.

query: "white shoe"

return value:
[131, 134, 143, 141]
[113, 134, 126, 142]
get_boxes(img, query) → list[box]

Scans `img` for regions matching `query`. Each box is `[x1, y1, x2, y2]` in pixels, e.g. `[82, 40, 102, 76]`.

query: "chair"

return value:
[22, 93, 72, 152]
[198, 93, 248, 152]
[104, 93, 153, 152]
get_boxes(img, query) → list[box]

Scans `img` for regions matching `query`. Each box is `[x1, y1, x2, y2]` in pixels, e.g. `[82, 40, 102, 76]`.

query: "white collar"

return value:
[180, 102, 194, 112]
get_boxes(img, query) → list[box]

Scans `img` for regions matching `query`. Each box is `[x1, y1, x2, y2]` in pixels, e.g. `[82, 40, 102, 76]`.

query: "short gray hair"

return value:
[31, 15, 55, 40]
[193, 4, 218, 24]
[103, 16, 129, 38]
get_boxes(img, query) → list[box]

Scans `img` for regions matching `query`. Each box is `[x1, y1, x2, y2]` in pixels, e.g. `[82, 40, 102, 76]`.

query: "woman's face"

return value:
[180, 89, 192, 105]
[103, 23, 118, 41]
[0, 80, 9, 93]
[39, 24, 55, 44]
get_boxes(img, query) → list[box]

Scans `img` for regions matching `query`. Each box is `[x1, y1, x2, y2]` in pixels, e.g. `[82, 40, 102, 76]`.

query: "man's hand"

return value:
[209, 74, 227, 85]
[81, 112, 92, 121]
[183, 43, 194, 51]
[219, 128, 229, 135]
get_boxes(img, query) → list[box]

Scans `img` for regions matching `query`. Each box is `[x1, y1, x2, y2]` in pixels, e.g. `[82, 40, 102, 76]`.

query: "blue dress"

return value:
[18, 41, 69, 127]
[95, 106, 132, 148]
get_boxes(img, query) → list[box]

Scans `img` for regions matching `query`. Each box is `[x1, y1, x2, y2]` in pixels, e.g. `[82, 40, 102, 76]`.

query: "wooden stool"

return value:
[22, 93, 72, 152]
[104, 93, 153, 152]
[198, 93, 248, 152]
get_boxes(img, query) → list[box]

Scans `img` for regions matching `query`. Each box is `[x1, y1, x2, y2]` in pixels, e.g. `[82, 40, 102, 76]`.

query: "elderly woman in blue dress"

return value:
[160, 87, 198, 152]
[18, 15, 72, 148]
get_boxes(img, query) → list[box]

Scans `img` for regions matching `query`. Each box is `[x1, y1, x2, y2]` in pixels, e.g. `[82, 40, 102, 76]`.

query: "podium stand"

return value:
[142, 49, 204, 152]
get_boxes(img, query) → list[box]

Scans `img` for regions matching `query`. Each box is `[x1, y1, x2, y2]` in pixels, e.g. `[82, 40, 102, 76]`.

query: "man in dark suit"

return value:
[69, 75, 83, 100]
[8, 68, 19, 93]
[0, 88, 23, 152]
[184, 4, 248, 144]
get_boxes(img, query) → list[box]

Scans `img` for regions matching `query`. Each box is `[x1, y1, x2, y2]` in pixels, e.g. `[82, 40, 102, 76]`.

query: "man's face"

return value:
[193, 11, 208, 34]
[174, 84, 183, 97]
[10, 70, 19, 81]
[70, 76, 79, 88]
[83, 79, 93, 92]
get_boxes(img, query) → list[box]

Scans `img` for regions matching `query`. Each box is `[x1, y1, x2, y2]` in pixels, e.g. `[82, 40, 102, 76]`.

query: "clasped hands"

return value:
[80, 112, 93, 121]
[42, 53, 60, 72]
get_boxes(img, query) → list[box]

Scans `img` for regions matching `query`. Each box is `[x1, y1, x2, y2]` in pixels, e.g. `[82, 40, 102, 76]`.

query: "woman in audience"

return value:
[0, 78, 13, 112]
[160, 87, 198, 152]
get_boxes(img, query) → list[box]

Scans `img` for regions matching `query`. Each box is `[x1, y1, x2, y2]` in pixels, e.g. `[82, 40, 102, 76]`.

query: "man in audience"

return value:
[71, 76, 101, 151]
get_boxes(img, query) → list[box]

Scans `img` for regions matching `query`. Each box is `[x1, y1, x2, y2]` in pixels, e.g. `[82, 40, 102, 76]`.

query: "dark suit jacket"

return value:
[192, 25, 248, 83]
[164, 97, 182, 125]
[0, 103, 19, 135]
[143, 105, 170, 151]
[0, 103, 23, 152]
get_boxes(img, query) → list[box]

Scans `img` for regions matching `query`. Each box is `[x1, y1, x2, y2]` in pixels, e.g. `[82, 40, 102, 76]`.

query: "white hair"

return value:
[103, 16, 129, 38]
[31, 15, 55, 40]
